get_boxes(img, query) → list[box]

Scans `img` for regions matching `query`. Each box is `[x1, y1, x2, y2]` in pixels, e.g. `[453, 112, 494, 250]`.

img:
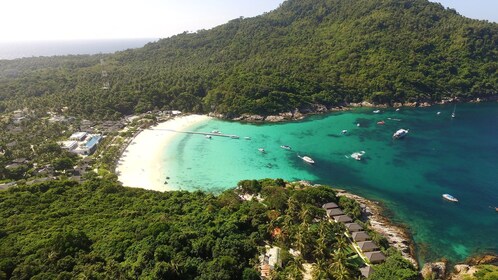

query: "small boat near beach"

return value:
[393, 129, 409, 139]
[205, 135, 212, 139]
[298, 155, 315, 164]
[211, 130, 221, 134]
[230, 135, 240, 139]
[373, 110, 380, 114]
[341, 130, 348, 134]
[452, 104, 456, 118]
[396, 108, 400, 112]
[280, 145, 292, 150]
[258, 148, 265, 153]
[377, 121, 385, 125]
[244, 137, 251, 140]
[442, 194, 458, 202]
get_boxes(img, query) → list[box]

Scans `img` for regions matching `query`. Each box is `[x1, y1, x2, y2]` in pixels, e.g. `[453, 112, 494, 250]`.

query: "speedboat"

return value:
[298, 155, 315, 164]
[373, 110, 380, 113]
[230, 135, 240, 139]
[393, 129, 409, 139]
[351, 151, 365, 161]
[211, 130, 221, 134]
[244, 137, 251, 140]
[258, 148, 265, 153]
[280, 145, 292, 150]
[341, 130, 348, 134]
[396, 108, 400, 112]
[205, 135, 212, 139]
[437, 112, 441, 115]
[377, 121, 385, 125]
[442, 194, 458, 202]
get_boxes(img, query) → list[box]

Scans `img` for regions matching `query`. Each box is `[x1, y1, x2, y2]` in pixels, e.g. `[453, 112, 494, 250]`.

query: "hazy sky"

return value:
[0, 0, 496, 42]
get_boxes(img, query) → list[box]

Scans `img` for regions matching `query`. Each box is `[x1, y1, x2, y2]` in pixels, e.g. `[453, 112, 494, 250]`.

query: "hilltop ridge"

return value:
[0, 0, 497, 119]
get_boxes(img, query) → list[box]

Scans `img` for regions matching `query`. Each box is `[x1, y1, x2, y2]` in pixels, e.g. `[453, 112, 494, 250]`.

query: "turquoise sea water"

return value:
[163, 103, 498, 264]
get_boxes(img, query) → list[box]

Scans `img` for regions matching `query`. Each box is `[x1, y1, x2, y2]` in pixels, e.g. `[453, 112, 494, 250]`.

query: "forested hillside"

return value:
[0, 0, 497, 119]
[0, 178, 420, 279]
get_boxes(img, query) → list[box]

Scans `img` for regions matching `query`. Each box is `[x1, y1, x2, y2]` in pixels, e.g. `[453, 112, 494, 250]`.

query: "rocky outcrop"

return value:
[335, 190, 418, 268]
[421, 261, 447, 280]
[445, 255, 498, 280]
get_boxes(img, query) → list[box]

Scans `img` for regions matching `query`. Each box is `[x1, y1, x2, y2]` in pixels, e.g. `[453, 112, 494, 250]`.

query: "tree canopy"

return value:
[0, 0, 497, 119]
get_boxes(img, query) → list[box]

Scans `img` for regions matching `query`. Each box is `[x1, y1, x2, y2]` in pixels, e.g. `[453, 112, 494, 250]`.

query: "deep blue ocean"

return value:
[163, 102, 498, 264]
[0, 38, 155, 60]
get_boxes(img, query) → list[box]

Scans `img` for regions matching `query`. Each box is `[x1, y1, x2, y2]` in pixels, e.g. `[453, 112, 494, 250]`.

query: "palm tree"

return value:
[329, 250, 351, 280]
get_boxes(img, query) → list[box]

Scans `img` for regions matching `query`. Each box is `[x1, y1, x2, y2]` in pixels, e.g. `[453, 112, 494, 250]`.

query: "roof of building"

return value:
[365, 251, 386, 263]
[360, 266, 375, 278]
[345, 222, 363, 232]
[357, 241, 379, 252]
[352, 231, 370, 241]
[322, 202, 339, 209]
[327, 208, 344, 217]
[70, 131, 88, 140]
[333, 215, 353, 223]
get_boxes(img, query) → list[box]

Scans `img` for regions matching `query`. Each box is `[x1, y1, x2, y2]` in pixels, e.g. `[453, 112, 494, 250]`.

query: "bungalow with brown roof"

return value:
[345, 222, 363, 232]
[327, 208, 344, 217]
[360, 266, 375, 278]
[357, 241, 379, 252]
[352, 231, 370, 242]
[333, 215, 352, 223]
[365, 251, 386, 264]
[322, 202, 339, 209]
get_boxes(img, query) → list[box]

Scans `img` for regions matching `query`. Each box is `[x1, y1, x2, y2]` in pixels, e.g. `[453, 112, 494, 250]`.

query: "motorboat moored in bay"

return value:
[393, 129, 409, 139]
[280, 145, 292, 150]
[298, 155, 315, 164]
[442, 194, 458, 202]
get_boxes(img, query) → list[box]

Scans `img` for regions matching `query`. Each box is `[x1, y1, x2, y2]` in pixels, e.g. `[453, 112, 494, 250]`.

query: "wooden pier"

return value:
[152, 128, 239, 138]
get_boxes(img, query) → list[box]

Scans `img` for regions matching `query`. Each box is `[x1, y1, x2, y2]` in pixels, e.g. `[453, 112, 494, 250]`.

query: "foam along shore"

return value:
[116, 114, 212, 192]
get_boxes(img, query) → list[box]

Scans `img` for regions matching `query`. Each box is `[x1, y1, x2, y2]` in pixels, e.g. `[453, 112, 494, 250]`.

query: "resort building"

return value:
[260, 246, 282, 278]
[69, 132, 88, 141]
[365, 251, 386, 264]
[327, 208, 344, 217]
[357, 241, 379, 252]
[352, 231, 370, 242]
[322, 202, 339, 209]
[360, 266, 375, 278]
[345, 222, 363, 232]
[333, 215, 353, 223]
[60, 133, 103, 156]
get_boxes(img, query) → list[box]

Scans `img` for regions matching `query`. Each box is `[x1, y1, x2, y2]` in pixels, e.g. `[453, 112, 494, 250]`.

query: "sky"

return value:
[0, 0, 496, 42]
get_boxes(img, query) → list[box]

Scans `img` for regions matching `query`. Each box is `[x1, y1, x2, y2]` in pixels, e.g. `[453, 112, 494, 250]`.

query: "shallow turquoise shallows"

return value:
[163, 103, 498, 264]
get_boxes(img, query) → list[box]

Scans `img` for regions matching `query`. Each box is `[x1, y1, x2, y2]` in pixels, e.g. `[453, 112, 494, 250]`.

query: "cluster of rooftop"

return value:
[322, 202, 386, 278]
[60, 132, 103, 156]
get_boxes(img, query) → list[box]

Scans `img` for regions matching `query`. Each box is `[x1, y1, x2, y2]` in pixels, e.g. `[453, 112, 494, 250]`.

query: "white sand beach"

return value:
[116, 114, 212, 191]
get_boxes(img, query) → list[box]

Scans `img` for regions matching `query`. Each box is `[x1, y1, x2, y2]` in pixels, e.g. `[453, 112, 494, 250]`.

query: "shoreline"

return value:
[335, 189, 419, 269]
[116, 114, 212, 192]
[215, 96, 498, 123]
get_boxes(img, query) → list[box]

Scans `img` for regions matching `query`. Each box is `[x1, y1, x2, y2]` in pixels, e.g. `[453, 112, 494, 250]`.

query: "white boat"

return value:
[393, 129, 409, 139]
[442, 194, 458, 202]
[298, 155, 315, 164]
[205, 135, 212, 139]
[258, 148, 265, 153]
[280, 145, 292, 150]
[211, 130, 221, 134]
[373, 110, 380, 113]
[230, 135, 240, 139]
[357, 123, 360, 127]
[351, 151, 365, 161]
[451, 104, 456, 118]
[341, 130, 348, 134]
[437, 111, 441, 115]
[244, 137, 251, 140]
[396, 108, 400, 112]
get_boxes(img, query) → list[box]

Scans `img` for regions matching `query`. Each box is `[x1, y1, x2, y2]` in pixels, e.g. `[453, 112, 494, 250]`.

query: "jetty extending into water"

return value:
[153, 128, 240, 139]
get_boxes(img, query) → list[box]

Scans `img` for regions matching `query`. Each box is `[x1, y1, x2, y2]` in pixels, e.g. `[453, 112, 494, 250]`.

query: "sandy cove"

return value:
[116, 114, 212, 192]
